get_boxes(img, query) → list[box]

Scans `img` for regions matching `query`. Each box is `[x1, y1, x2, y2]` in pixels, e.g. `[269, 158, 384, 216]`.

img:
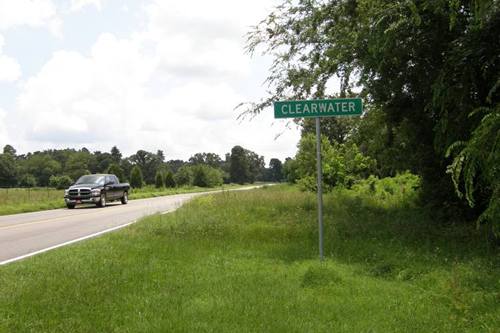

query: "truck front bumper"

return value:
[64, 196, 100, 205]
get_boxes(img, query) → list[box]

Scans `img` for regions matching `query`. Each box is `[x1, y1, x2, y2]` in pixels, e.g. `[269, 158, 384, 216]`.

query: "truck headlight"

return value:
[91, 189, 101, 196]
[64, 189, 69, 196]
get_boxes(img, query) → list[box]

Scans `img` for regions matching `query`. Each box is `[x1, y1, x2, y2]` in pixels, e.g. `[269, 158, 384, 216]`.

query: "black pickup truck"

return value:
[64, 174, 130, 209]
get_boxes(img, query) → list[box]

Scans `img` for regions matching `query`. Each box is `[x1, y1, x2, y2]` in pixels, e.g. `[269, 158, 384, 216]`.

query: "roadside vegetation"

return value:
[0, 144, 283, 216]
[1, 181, 498, 332]
[0, 184, 254, 216]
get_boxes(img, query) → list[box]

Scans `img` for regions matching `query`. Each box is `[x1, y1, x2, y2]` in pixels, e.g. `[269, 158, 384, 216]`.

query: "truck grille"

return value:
[68, 188, 91, 199]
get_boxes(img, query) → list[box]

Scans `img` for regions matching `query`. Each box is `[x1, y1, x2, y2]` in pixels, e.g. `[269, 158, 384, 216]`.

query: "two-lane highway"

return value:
[0, 191, 208, 265]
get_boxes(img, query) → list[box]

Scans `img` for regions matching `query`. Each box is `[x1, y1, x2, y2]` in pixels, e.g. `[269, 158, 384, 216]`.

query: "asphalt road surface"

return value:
[0, 189, 247, 265]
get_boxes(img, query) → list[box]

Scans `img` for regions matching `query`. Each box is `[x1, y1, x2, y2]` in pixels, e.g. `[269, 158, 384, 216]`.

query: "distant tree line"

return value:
[0, 144, 284, 189]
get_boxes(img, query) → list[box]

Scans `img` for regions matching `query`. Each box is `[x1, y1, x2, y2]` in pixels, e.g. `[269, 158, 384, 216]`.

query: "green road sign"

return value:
[274, 98, 363, 119]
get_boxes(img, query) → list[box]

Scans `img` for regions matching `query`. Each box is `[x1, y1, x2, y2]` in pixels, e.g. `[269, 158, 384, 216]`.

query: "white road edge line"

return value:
[0, 184, 273, 266]
[0, 221, 137, 266]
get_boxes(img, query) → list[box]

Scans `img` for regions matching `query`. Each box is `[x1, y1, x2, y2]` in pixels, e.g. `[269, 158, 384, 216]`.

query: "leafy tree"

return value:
[245, 0, 500, 225]
[65, 151, 92, 180]
[189, 153, 223, 168]
[295, 134, 374, 191]
[107, 163, 125, 182]
[164, 170, 176, 188]
[174, 166, 193, 187]
[246, 150, 265, 183]
[230, 146, 250, 184]
[0, 154, 17, 187]
[18, 174, 37, 187]
[130, 165, 144, 189]
[155, 170, 164, 188]
[129, 150, 163, 184]
[283, 157, 299, 183]
[110, 146, 122, 164]
[91, 151, 113, 174]
[49, 175, 73, 189]
[19, 154, 61, 186]
[302, 118, 358, 145]
[3, 144, 16, 156]
[166, 160, 185, 174]
[269, 158, 283, 182]
[192, 164, 223, 187]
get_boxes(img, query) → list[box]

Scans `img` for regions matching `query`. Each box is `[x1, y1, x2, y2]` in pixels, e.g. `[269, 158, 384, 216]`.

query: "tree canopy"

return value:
[246, 0, 499, 230]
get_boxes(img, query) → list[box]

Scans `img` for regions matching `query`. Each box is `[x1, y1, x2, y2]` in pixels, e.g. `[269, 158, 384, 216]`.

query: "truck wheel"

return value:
[66, 204, 75, 209]
[97, 194, 106, 208]
[121, 192, 128, 204]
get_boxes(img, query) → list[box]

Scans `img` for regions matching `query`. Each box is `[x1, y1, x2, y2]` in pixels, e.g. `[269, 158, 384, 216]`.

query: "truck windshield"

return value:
[75, 175, 105, 185]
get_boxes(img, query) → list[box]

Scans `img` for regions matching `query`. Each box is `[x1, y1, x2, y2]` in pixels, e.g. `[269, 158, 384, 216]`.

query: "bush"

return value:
[107, 163, 125, 182]
[48, 175, 73, 189]
[18, 174, 37, 188]
[174, 166, 193, 186]
[192, 165, 223, 187]
[164, 170, 176, 188]
[130, 166, 144, 188]
[155, 170, 164, 188]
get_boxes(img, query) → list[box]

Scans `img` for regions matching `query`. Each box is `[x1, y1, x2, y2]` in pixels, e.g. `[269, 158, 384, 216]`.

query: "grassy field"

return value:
[0, 181, 498, 332]
[0, 184, 249, 216]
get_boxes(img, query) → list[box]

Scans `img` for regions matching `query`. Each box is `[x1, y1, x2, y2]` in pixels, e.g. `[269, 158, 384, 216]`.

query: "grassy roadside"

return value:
[0, 183, 498, 332]
[0, 184, 254, 216]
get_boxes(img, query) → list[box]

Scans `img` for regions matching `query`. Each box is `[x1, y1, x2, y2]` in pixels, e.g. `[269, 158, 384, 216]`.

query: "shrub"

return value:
[18, 174, 37, 188]
[130, 166, 144, 188]
[164, 170, 176, 188]
[192, 165, 223, 187]
[174, 166, 193, 186]
[107, 163, 125, 182]
[155, 170, 164, 188]
[48, 175, 73, 189]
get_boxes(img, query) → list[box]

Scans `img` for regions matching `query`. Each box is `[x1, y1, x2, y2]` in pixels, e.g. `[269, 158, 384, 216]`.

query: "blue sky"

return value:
[0, 0, 301, 162]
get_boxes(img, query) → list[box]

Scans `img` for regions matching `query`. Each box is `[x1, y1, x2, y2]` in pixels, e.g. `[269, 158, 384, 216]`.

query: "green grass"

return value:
[0, 184, 498, 332]
[0, 188, 64, 215]
[0, 184, 254, 216]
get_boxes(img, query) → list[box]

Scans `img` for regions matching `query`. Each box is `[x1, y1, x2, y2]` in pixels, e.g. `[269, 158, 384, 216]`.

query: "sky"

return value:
[0, 0, 301, 164]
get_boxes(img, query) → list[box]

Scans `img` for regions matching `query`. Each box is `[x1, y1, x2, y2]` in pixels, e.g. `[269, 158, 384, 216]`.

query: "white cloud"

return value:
[0, 107, 11, 147]
[70, 0, 104, 12]
[0, 0, 62, 36]
[0, 34, 21, 81]
[12, 0, 300, 161]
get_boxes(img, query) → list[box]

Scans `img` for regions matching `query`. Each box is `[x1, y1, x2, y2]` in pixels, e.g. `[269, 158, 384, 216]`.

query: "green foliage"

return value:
[65, 151, 92, 181]
[128, 150, 164, 185]
[245, 0, 500, 229]
[192, 164, 223, 188]
[1, 185, 497, 331]
[229, 145, 265, 184]
[48, 175, 73, 190]
[18, 174, 37, 188]
[282, 158, 299, 183]
[2, 144, 16, 156]
[107, 163, 124, 182]
[268, 158, 283, 182]
[174, 165, 193, 187]
[189, 152, 223, 168]
[164, 170, 176, 188]
[446, 106, 500, 234]
[130, 166, 144, 189]
[19, 154, 62, 187]
[154, 170, 164, 188]
[295, 134, 375, 192]
[230, 145, 250, 184]
[0, 153, 17, 187]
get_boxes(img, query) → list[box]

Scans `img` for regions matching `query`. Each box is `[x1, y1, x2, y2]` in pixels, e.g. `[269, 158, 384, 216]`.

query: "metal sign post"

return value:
[315, 117, 324, 260]
[273, 98, 363, 261]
